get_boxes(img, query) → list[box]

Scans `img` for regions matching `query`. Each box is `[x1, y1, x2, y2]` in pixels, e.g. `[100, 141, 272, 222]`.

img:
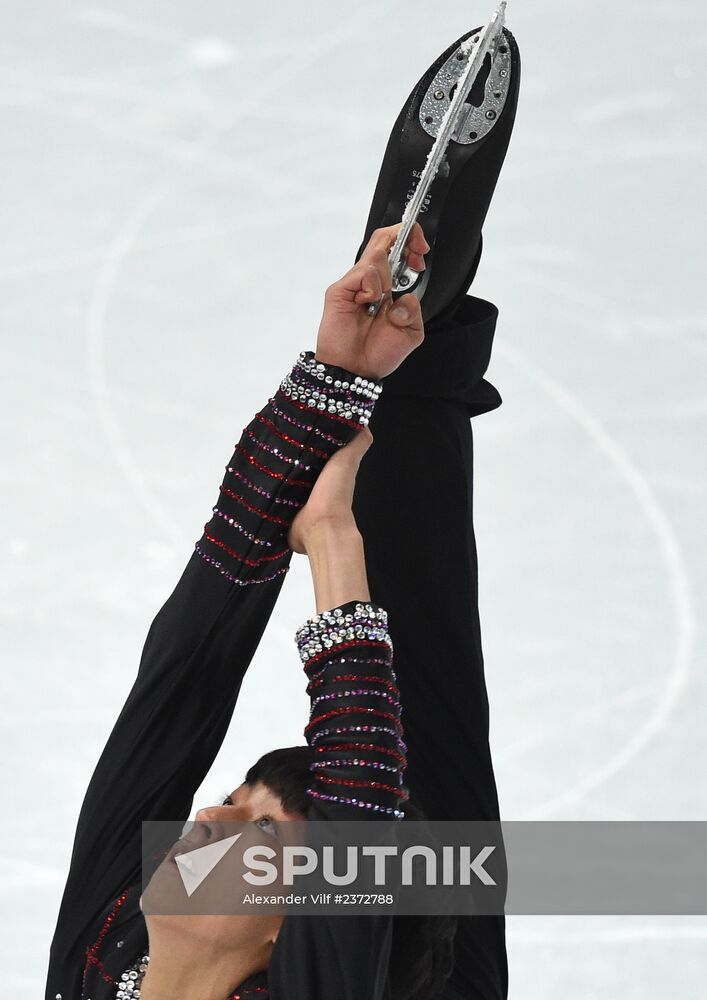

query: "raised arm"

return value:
[48, 355, 384, 965]
[288, 428, 407, 820]
[267, 423, 406, 1000]
[47, 224, 427, 987]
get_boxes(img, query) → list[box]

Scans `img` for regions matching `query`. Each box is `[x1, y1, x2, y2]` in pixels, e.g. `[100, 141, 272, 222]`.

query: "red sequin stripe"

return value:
[307, 673, 400, 694]
[305, 705, 402, 735]
[242, 427, 308, 467]
[305, 658, 393, 685]
[226, 467, 305, 509]
[226, 465, 276, 501]
[203, 527, 289, 565]
[315, 772, 407, 798]
[83, 886, 130, 985]
[235, 444, 311, 487]
[268, 397, 345, 447]
[275, 388, 364, 429]
[318, 742, 407, 766]
[255, 413, 331, 459]
[219, 484, 289, 527]
[302, 639, 392, 672]
[195, 542, 289, 586]
[311, 690, 402, 713]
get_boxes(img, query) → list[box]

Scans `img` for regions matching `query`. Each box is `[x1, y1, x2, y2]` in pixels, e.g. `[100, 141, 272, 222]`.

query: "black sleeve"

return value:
[268, 600, 406, 1000]
[297, 600, 407, 818]
[47, 353, 383, 966]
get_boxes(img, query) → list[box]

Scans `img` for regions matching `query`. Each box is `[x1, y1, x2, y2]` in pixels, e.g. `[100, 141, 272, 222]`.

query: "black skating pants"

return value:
[353, 295, 507, 1000]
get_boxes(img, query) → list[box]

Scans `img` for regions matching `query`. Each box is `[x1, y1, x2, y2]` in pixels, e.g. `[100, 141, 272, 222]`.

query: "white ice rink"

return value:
[1, 1, 705, 996]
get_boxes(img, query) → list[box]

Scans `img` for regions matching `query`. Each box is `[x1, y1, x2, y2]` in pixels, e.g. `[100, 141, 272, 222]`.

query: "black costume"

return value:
[357, 294, 507, 999]
[46, 294, 506, 999]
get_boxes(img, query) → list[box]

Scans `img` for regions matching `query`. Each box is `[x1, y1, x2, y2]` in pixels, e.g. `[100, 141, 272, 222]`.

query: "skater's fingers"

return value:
[330, 253, 390, 304]
[360, 225, 399, 262]
[328, 260, 385, 302]
[407, 222, 430, 256]
[361, 223, 428, 281]
[352, 264, 384, 305]
[402, 247, 426, 273]
[321, 425, 373, 479]
[404, 222, 429, 269]
[339, 424, 374, 464]
[362, 222, 430, 264]
[367, 247, 394, 294]
[384, 293, 424, 345]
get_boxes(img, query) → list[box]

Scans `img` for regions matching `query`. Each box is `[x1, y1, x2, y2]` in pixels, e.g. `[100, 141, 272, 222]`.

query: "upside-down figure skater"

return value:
[46, 17, 519, 1000]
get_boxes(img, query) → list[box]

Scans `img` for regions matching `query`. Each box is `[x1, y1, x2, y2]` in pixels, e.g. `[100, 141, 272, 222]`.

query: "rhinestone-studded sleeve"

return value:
[195, 352, 382, 586]
[295, 600, 407, 819]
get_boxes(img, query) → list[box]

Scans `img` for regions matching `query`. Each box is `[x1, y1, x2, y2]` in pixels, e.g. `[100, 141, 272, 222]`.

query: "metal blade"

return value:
[367, 2, 507, 316]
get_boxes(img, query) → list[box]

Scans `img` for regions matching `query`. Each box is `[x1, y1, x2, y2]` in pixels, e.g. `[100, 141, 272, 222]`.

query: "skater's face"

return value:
[140, 781, 304, 976]
[194, 778, 300, 826]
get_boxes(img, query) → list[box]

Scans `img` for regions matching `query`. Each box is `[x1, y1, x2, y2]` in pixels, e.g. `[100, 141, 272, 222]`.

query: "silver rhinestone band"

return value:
[295, 602, 391, 663]
[279, 353, 383, 426]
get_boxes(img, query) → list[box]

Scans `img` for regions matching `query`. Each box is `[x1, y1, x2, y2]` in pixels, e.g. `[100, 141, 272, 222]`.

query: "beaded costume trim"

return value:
[195, 353, 383, 586]
[279, 352, 382, 427]
[114, 954, 267, 999]
[295, 601, 407, 819]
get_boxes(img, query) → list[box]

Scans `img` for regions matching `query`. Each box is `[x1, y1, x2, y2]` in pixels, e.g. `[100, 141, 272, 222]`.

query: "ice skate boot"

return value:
[358, 2, 520, 327]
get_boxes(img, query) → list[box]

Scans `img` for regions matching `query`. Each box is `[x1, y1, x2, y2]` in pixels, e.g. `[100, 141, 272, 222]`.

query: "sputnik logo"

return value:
[174, 833, 243, 896]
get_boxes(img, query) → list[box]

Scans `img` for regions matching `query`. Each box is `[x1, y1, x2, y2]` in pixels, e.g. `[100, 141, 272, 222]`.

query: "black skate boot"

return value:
[356, 3, 520, 329]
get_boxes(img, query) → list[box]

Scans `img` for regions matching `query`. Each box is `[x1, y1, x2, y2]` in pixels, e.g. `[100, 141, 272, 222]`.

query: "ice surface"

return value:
[1, 1, 705, 996]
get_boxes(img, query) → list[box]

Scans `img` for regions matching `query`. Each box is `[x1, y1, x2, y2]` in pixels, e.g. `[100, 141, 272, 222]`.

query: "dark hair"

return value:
[245, 746, 458, 1000]
[244, 745, 317, 815]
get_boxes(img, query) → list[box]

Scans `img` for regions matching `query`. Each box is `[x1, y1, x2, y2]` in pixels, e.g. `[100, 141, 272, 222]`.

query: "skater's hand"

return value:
[288, 427, 372, 555]
[315, 223, 428, 380]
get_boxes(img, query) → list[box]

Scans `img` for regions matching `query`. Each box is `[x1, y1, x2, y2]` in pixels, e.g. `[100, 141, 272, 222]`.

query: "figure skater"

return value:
[46, 18, 520, 1000]
[46, 221, 453, 1000]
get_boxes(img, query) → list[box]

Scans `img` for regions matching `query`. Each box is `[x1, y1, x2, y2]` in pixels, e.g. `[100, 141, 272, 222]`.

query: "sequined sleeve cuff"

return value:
[194, 355, 383, 587]
[279, 351, 382, 428]
[296, 600, 407, 819]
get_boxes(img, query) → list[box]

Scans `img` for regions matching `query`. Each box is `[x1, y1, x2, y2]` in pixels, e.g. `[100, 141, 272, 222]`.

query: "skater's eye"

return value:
[256, 815, 277, 837]
[220, 793, 234, 807]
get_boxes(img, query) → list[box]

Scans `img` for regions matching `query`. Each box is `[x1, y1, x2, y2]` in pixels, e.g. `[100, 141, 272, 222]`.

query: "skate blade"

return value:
[366, 2, 509, 313]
